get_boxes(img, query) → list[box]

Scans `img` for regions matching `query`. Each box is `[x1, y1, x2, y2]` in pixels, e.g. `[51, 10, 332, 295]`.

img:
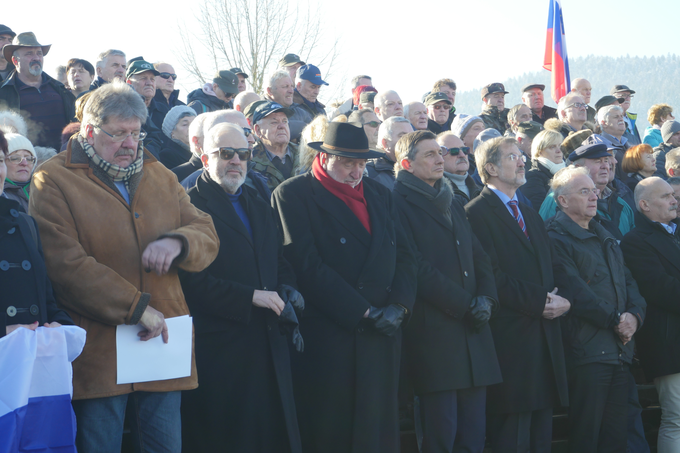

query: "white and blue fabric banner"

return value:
[0, 326, 86, 453]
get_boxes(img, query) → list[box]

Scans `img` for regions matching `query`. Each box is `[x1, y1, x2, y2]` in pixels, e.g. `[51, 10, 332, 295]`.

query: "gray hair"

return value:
[394, 130, 436, 175]
[80, 81, 147, 135]
[205, 109, 244, 135]
[350, 74, 371, 89]
[665, 148, 680, 176]
[374, 90, 399, 111]
[0, 110, 28, 136]
[347, 108, 373, 124]
[557, 92, 581, 117]
[597, 104, 623, 125]
[476, 137, 518, 184]
[507, 104, 526, 124]
[96, 49, 126, 70]
[204, 122, 245, 152]
[267, 69, 292, 90]
[377, 116, 411, 149]
[403, 101, 426, 121]
[55, 65, 67, 77]
[189, 113, 211, 156]
[551, 166, 591, 209]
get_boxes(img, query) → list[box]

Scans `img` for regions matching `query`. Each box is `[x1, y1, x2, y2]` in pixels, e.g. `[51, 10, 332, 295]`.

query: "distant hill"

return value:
[454, 54, 680, 133]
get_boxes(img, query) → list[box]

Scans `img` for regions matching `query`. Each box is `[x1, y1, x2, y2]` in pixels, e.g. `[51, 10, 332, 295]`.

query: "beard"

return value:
[211, 163, 246, 194]
[28, 61, 42, 77]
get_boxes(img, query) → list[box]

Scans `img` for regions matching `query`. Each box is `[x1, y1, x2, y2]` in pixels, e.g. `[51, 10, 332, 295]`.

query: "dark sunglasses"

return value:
[441, 146, 470, 156]
[242, 127, 252, 137]
[158, 72, 177, 80]
[210, 147, 252, 161]
[362, 120, 382, 128]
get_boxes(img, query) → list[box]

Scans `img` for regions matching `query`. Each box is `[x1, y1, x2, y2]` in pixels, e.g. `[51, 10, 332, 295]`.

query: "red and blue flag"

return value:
[543, 0, 570, 103]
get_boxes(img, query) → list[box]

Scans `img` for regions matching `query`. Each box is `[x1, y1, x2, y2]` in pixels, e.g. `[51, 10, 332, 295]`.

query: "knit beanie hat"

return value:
[662, 121, 680, 144]
[451, 114, 483, 140]
[5, 133, 36, 159]
[162, 106, 197, 139]
[473, 128, 502, 152]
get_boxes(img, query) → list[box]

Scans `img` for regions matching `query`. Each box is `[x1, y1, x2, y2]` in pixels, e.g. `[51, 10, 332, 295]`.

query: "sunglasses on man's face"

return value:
[210, 147, 252, 161]
[362, 121, 382, 128]
[441, 146, 470, 156]
[158, 72, 177, 80]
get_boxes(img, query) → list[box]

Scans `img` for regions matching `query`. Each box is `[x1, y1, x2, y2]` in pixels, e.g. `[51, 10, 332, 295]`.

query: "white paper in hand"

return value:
[116, 315, 192, 384]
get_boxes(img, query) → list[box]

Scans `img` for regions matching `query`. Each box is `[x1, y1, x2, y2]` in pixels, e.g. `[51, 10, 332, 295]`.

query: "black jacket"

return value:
[443, 172, 481, 204]
[272, 172, 417, 453]
[426, 118, 451, 134]
[154, 88, 185, 109]
[546, 211, 646, 368]
[532, 105, 558, 125]
[621, 212, 680, 380]
[89, 76, 107, 91]
[394, 182, 502, 394]
[365, 156, 396, 190]
[523, 160, 554, 209]
[465, 187, 570, 413]
[653, 142, 674, 178]
[172, 154, 203, 183]
[180, 172, 301, 452]
[159, 139, 191, 170]
[187, 87, 229, 114]
[0, 198, 73, 337]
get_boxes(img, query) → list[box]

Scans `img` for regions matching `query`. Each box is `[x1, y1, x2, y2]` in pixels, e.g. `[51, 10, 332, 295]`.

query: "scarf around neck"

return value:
[312, 154, 371, 234]
[537, 156, 566, 175]
[78, 133, 144, 191]
[397, 170, 453, 225]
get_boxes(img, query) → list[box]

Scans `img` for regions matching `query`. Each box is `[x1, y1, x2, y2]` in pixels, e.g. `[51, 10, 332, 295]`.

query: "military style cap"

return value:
[243, 100, 268, 119]
[229, 67, 248, 79]
[125, 60, 159, 79]
[568, 135, 610, 162]
[516, 121, 543, 139]
[481, 83, 509, 100]
[594, 95, 621, 112]
[279, 53, 305, 67]
[213, 70, 240, 96]
[424, 92, 452, 107]
[610, 84, 635, 95]
[522, 84, 546, 92]
[252, 101, 294, 124]
[359, 91, 376, 104]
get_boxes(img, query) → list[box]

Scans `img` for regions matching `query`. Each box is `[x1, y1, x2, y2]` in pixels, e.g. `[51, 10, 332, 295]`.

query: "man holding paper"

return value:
[29, 81, 220, 453]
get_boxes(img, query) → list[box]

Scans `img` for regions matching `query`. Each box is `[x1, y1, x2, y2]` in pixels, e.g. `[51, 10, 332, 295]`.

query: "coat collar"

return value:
[548, 210, 612, 243]
[633, 211, 680, 271]
[395, 181, 453, 231]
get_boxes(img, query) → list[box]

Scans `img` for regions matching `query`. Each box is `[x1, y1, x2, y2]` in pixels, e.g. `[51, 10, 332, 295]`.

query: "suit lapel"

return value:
[310, 176, 372, 247]
[482, 187, 535, 254]
[647, 231, 680, 273]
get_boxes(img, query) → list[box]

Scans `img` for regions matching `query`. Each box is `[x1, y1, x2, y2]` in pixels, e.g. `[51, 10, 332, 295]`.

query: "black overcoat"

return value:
[465, 187, 570, 414]
[272, 172, 417, 453]
[393, 182, 502, 394]
[621, 212, 680, 380]
[179, 173, 301, 453]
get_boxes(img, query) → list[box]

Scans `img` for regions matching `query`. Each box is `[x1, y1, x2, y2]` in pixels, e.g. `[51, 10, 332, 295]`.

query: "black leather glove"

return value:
[278, 302, 304, 352]
[469, 296, 497, 331]
[277, 284, 304, 316]
[366, 304, 407, 336]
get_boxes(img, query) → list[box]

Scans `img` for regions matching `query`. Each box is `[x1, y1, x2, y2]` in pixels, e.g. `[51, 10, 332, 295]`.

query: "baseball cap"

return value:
[296, 64, 328, 86]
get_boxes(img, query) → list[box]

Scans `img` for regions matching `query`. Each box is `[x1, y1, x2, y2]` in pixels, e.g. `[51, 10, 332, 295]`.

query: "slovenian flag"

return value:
[0, 326, 86, 453]
[543, 0, 571, 103]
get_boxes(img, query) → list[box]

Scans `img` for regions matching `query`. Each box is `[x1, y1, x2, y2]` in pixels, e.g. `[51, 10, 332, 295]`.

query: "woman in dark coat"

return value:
[523, 129, 565, 209]
[159, 105, 196, 169]
[622, 144, 657, 191]
[0, 130, 72, 337]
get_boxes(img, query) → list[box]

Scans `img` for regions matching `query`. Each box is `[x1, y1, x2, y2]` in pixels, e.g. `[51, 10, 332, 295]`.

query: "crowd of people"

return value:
[3, 23, 680, 453]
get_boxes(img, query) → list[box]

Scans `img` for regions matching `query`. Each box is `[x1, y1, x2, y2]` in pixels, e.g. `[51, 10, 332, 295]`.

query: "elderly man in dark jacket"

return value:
[0, 32, 75, 150]
[179, 123, 302, 453]
[545, 166, 646, 453]
[272, 122, 417, 453]
[465, 137, 572, 453]
[621, 177, 680, 452]
[393, 130, 501, 453]
[437, 131, 481, 204]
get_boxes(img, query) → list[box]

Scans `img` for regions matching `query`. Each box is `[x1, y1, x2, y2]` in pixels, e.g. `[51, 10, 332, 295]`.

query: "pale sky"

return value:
[7, 0, 679, 106]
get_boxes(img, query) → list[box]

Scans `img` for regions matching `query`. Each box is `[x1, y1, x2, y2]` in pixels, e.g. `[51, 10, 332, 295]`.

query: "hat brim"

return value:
[308, 141, 384, 159]
[214, 81, 239, 96]
[127, 68, 160, 79]
[3, 44, 50, 63]
[523, 84, 545, 92]
[427, 99, 452, 107]
[568, 144, 610, 161]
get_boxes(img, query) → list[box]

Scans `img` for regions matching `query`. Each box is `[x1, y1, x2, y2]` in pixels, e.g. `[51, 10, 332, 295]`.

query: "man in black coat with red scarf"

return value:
[272, 122, 417, 453]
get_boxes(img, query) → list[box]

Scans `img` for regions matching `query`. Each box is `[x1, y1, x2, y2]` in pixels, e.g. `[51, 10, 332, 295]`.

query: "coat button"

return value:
[358, 327, 364, 333]
[340, 237, 346, 244]
[10, 209, 18, 218]
[22, 260, 31, 271]
[391, 240, 395, 246]
[263, 286, 267, 290]
[0, 261, 8, 271]
[358, 282, 364, 290]
[464, 271, 468, 277]
[135, 212, 140, 219]
[386, 286, 391, 292]
[29, 305, 39, 316]
[7, 227, 15, 234]
[456, 240, 460, 245]
[7, 306, 17, 317]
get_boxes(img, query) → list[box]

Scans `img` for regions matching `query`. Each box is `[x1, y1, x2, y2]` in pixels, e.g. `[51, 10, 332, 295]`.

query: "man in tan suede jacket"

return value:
[29, 81, 219, 453]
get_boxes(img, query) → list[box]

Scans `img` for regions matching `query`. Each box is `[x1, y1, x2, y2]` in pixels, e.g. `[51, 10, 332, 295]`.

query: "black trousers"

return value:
[487, 407, 553, 453]
[418, 386, 486, 453]
[567, 362, 629, 453]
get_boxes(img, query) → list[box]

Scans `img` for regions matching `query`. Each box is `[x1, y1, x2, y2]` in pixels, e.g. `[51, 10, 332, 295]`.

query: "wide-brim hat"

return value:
[3, 32, 51, 62]
[308, 122, 384, 159]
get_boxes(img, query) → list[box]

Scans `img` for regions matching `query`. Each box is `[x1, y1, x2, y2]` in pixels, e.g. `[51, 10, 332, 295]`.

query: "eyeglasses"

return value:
[93, 125, 147, 142]
[566, 102, 587, 109]
[8, 155, 37, 164]
[568, 188, 601, 197]
[362, 121, 382, 128]
[617, 93, 634, 100]
[209, 147, 252, 161]
[441, 146, 470, 156]
[242, 127, 252, 137]
[158, 72, 177, 80]
[507, 153, 527, 162]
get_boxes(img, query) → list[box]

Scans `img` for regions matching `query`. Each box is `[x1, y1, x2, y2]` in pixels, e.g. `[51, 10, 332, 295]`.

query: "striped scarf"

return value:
[77, 133, 144, 191]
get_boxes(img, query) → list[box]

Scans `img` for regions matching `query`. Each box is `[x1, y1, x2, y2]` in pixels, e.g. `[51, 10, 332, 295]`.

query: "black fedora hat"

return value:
[308, 122, 384, 159]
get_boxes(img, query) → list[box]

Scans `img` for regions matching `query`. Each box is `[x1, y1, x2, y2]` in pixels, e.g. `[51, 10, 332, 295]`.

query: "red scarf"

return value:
[312, 154, 371, 234]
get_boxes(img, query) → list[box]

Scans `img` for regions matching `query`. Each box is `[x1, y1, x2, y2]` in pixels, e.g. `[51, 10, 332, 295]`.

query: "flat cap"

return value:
[424, 92, 452, 107]
[516, 121, 543, 139]
[481, 83, 509, 100]
[568, 134, 610, 162]
[610, 84, 635, 95]
[521, 84, 545, 93]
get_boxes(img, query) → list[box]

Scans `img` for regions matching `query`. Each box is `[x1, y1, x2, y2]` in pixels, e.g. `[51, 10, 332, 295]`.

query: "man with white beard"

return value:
[0, 32, 75, 150]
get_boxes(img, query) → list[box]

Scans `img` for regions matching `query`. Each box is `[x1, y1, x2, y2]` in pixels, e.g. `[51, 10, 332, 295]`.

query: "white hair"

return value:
[551, 166, 591, 209]
[203, 122, 245, 152]
[96, 49, 126, 70]
[268, 69, 292, 90]
[598, 105, 623, 124]
[374, 90, 399, 111]
[377, 116, 411, 148]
